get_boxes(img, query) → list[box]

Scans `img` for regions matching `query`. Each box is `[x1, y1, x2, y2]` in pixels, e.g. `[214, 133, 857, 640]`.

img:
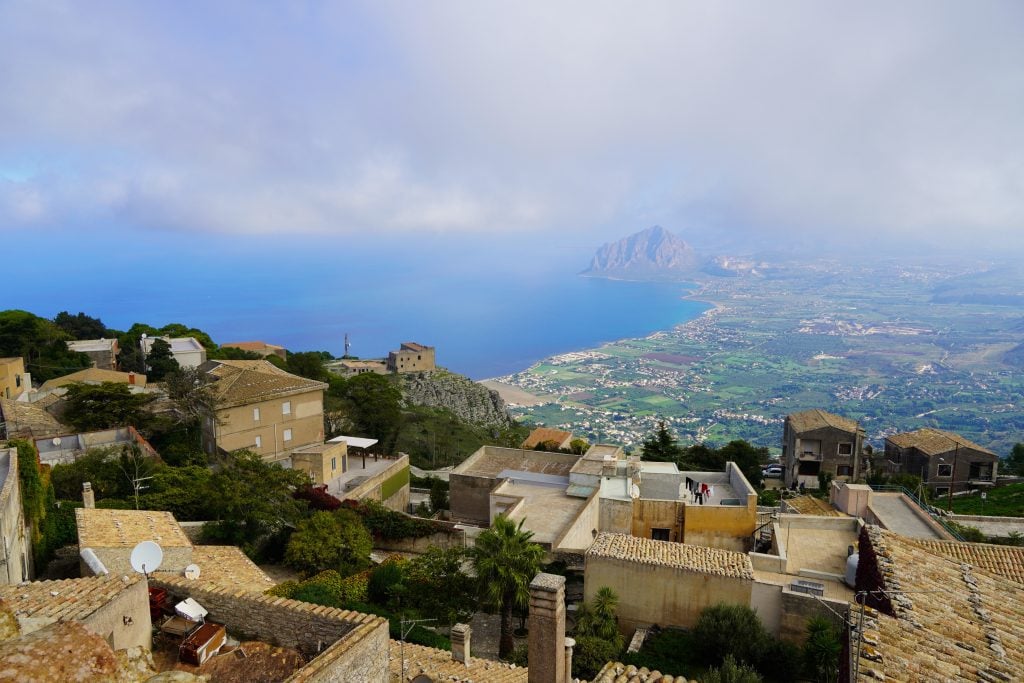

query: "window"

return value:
[837, 443, 853, 456]
[254, 436, 262, 449]
[934, 487, 950, 497]
[651, 528, 671, 541]
[253, 407, 260, 421]
[837, 465, 853, 476]
[282, 401, 291, 416]
[283, 428, 293, 442]
[937, 464, 953, 477]
[331, 457, 337, 471]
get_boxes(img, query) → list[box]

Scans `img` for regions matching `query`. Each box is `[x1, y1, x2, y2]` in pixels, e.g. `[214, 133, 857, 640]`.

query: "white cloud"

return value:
[0, 1, 1022, 251]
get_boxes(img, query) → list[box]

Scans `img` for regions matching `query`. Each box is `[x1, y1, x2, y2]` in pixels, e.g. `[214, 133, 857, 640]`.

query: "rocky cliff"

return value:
[582, 225, 702, 279]
[400, 369, 514, 429]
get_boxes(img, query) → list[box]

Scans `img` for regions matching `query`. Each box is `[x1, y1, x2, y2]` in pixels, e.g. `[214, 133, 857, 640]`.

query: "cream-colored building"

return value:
[0, 358, 26, 400]
[220, 340, 288, 360]
[201, 359, 327, 461]
[140, 335, 207, 369]
[326, 358, 388, 377]
[585, 533, 755, 634]
[387, 341, 435, 373]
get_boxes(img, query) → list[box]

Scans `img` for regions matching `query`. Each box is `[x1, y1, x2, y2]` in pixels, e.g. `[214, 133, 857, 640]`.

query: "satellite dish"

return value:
[184, 564, 201, 580]
[52, 437, 61, 446]
[129, 540, 163, 575]
[630, 483, 641, 500]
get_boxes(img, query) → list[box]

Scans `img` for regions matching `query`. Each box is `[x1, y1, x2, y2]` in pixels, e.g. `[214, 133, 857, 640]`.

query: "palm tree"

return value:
[471, 515, 545, 659]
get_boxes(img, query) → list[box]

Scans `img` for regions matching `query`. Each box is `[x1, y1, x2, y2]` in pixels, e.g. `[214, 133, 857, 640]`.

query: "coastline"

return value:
[482, 276, 719, 393]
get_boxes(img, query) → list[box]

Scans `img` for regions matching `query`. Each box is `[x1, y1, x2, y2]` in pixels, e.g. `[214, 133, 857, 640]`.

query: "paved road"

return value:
[869, 494, 946, 539]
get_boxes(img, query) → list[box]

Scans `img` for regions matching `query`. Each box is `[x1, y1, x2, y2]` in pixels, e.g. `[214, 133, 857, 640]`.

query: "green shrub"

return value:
[702, 655, 762, 683]
[692, 604, 769, 668]
[368, 559, 407, 608]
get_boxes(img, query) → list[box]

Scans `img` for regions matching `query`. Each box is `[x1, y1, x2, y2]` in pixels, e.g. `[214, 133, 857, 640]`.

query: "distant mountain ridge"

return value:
[582, 225, 702, 280]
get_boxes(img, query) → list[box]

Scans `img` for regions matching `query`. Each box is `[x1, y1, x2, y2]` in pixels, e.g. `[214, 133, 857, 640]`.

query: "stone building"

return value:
[326, 358, 388, 377]
[451, 443, 758, 554]
[584, 533, 755, 634]
[0, 448, 29, 584]
[76, 508, 194, 577]
[200, 359, 327, 461]
[883, 427, 998, 495]
[386, 341, 435, 373]
[65, 338, 119, 370]
[782, 409, 864, 489]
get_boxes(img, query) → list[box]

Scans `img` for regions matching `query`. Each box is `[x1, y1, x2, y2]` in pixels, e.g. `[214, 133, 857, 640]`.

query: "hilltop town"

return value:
[0, 308, 1023, 682]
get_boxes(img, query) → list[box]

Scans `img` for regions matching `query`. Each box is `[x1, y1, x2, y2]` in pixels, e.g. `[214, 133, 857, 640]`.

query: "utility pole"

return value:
[947, 443, 959, 512]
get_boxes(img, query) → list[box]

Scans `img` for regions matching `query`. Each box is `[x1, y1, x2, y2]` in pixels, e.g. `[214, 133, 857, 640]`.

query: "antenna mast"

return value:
[344, 333, 350, 357]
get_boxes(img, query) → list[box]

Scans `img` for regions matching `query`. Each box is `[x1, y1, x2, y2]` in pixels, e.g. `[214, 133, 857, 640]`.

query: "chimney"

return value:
[528, 572, 566, 683]
[82, 482, 95, 509]
[451, 623, 471, 665]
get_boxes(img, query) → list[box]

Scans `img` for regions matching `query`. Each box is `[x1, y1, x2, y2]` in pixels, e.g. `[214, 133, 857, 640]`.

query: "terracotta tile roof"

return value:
[76, 508, 192, 549]
[904, 538, 1024, 585]
[40, 368, 147, 390]
[388, 639, 527, 682]
[0, 621, 123, 682]
[400, 341, 430, 352]
[885, 428, 995, 457]
[521, 427, 573, 449]
[854, 526, 1024, 681]
[783, 495, 847, 517]
[587, 533, 754, 579]
[787, 409, 860, 434]
[0, 575, 142, 626]
[173, 545, 276, 593]
[590, 662, 697, 682]
[221, 341, 284, 351]
[0, 398, 66, 439]
[205, 359, 327, 408]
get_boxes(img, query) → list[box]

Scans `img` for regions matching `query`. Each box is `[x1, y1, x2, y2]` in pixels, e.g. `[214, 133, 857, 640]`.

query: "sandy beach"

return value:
[479, 380, 546, 406]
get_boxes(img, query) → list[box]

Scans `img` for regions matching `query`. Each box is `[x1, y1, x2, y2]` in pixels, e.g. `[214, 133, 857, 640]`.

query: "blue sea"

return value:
[8, 229, 708, 379]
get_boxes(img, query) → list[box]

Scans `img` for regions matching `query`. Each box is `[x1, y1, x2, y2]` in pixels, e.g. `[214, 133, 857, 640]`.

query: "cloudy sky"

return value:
[2, 1, 1023, 255]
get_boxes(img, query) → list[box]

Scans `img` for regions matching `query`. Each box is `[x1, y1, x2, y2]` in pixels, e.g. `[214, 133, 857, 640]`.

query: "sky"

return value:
[2, 1, 1024, 259]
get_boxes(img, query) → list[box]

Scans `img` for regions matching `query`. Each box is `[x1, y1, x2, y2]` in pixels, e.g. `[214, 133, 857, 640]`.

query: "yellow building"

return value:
[0, 358, 26, 400]
[200, 360, 327, 461]
[387, 341, 436, 373]
[290, 441, 348, 486]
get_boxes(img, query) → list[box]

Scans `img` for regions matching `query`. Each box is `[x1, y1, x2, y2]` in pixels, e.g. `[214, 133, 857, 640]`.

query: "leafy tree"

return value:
[471, 515, 545, 659]
[157, 323, 216, 350]
[145, 338, 180, 381]
[429, 477, 449, 511]
[61, 382, 155, 432]
[691, 603, 769, 669]
[715, 440, 768, 489]
[284, 508, 372, 577]
[207, 346, 263, 360]
[203, 450, 309, 549]
[803, 616, 841, 683]
[329, 374, 403, 444]
[702, 655, 763, 683]
[569, 438, 590, 455]
[51, 447, 130, 500]
[137, 465, 215, 520]
[53, 311, 108, 339]
[0, 309, 92, 382]
[367, 558, 407, 608]
[287, 351, 331, 383]
[404, 546, 476, 625]
[163, 367, 217, 424]
[641, 421, 684, 462]
[1004, 443, 1024, 476]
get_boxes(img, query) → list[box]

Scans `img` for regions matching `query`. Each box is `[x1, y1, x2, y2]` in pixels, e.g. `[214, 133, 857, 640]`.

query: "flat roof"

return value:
[66, 338, 116, 352]
[773, 515, 860, 575]
[327, 435, 378, 449]
[494, 480, 588, 545]
[75, 508, 192, 549]
[455, 446, 578, 479]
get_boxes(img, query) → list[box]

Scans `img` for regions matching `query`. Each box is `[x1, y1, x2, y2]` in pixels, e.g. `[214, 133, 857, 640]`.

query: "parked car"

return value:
[762, 465, 783, 479]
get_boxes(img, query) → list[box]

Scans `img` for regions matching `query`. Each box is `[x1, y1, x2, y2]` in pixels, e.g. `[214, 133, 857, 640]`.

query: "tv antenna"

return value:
[129, 540, 164, 578]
